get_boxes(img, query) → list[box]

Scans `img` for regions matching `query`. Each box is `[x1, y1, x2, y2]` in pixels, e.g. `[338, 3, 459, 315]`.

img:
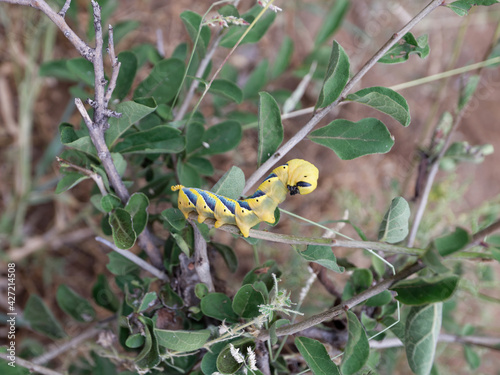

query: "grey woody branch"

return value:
[243, 0, 446, 194]
[1, 0, 165, 268]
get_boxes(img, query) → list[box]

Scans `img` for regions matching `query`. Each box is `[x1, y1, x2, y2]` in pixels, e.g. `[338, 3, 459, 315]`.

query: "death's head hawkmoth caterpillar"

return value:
[171, 159, 319, 237]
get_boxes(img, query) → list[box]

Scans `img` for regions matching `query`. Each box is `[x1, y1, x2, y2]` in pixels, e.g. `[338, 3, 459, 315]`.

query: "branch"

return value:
[187, 213, 425, 255]
[256, 262, 424, 341]
[371, 333, 500, 350]
[96, 237, 169, 282]
[31, 327, 101, 365]
[58, 0, 71, 18]
[190, 220, 215, 292]
[56, 156, 107, 196]
[104, 24, 121, 107]
[1, 0, 93, 60]
[243, 0, 445, 194]
[0, 352, 63, 375]
[466, 218, 500, 249]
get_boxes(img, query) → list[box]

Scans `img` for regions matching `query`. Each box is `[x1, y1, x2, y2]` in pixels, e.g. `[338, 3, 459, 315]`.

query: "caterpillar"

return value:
[171, 159, 319, 237]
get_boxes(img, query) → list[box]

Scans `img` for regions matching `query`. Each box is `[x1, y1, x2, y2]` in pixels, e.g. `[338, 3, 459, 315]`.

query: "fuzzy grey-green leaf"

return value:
[378, 197, 410, 243]
[295, 337, 341, 375]
[316, 41, 350, 108]
[258, 92, 283, 166]
[309, 118, 394, 160]
[341, 310, 370, 374]
[346, 86, 411, 126]
[405, 303, 442, 375]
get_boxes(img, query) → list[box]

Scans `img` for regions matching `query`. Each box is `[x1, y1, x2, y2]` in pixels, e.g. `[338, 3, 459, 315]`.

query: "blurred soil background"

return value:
[1, 0, 500, 373]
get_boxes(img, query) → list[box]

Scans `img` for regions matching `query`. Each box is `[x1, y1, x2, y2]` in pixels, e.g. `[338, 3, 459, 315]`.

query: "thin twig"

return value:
[256, 262, 425, 341]
[2, 0, 94, 60]
[156, 28, 165, 58]
[104, 25, 121, 106]
[190, 220, 215, 292]
[371, 333, 500, 350]
[96, 237, 169, 281]
[58, 0, 71, 18]
[32, 327, 101, 365]
[56, 156, 107, 196]
[407, 99, 468, 247]
[0, 352, 63, 375]
[90, 0, 106, 129]
[243, 0, 446, 194]
[465, 218, 500, 250]
[188, 213, 425, 255]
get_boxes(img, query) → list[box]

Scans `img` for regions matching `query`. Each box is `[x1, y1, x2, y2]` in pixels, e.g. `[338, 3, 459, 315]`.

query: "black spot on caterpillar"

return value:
[171, 159, 319, 237]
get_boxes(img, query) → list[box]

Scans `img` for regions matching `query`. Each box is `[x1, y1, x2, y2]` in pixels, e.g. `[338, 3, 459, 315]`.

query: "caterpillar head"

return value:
[286, 159, 319, 196]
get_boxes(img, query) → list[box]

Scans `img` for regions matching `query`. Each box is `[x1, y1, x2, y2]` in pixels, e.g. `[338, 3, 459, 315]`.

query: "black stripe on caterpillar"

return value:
[171, 159, 319, 237]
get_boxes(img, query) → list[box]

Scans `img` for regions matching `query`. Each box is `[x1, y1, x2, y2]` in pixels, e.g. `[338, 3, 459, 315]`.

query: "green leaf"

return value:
[315, 0, 350, 46]
[114, 125, 185, 154]
[133, 58, 185, 104]
[55, 172, 90, 194]
[160, 283, 184, 308]
[136, 317, 161, 369]
[92, 274, 120, 312]
[106, 99, 157, 147]
[101, 194, 122, 213]
[24, 295, 66, 339]
[209, 79, 243, 104]
[341, 310, 370, 375]
[243, 60, 269, 99]
[198, 121, 242, 155]
[212, 243, 238, 273]
[56, 284, 96, 322]
[126, 333, 145, 349]
[405, 303, 442, 375]
[180, 10, 211, 57]
[232, 282, 268, 318]
[155, 329, 211, 351]
[216, 339, 255, 374]
[346, 86, 411, 126]
[365, 290, 392, 307]
[195, 283, 209, 299]
[177, 159, 202, 188]
[421, 248, 450, 274]
[218, 4, 239, 17]
[391, 275, 459, 305]
[309, 118, 395, 160]
[106, 251, 140, 276]
[447, 0, 499, 16]
[60, 124, 97, 157]
[211, 166, 245, 200]
[458, 75, 480, 111]
[67, 57, 95, 86]
[220, 6, 276, 48]
[39, 59, 78, 81]
[316, 41, 350, 108]
[185, 122, 205, 154]
[108, 208, 136, 249]
[112, 51, 138, 101]
[378, 197, 410, 243]
[200, 293, 238, 323]
[138, 292, 157, 312]
[257, 92, 283, 166]
[464, 345, 481, 370]
[434, 227, 470, 256]
[161, 208, 187, 232]
[171, 232, 192, 256]
[299, 245, 344, 273]
[242, 260, 281, 290]
[186, 156, 214, 176]
[272, 36, 294, 78]
[379, 33, 430, 64]
[295, 337, 341, 375]
[125, 193, 149, 235]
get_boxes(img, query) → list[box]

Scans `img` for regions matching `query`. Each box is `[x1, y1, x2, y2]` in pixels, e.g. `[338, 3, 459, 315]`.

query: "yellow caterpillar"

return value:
[171, 159, 319, 237]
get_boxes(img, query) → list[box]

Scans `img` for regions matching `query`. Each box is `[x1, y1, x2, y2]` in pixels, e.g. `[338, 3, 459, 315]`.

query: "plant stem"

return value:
[96, 237, 169, 281]
[243, 0, 446, 194]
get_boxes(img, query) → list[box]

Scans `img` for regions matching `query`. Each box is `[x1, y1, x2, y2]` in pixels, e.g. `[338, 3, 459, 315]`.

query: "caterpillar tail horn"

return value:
[171, 185, 185, 192]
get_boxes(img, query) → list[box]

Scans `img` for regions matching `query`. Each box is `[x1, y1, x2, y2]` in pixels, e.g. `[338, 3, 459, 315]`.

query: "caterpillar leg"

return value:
[235, 202, 261, 238]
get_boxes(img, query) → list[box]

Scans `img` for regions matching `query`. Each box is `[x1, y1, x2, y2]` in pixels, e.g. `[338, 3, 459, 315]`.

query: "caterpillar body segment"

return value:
[171, 159, 319, 237]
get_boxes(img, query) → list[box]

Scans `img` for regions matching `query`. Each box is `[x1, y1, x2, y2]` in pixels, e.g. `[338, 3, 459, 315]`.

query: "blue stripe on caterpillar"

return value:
[171, 159, 319, 237]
